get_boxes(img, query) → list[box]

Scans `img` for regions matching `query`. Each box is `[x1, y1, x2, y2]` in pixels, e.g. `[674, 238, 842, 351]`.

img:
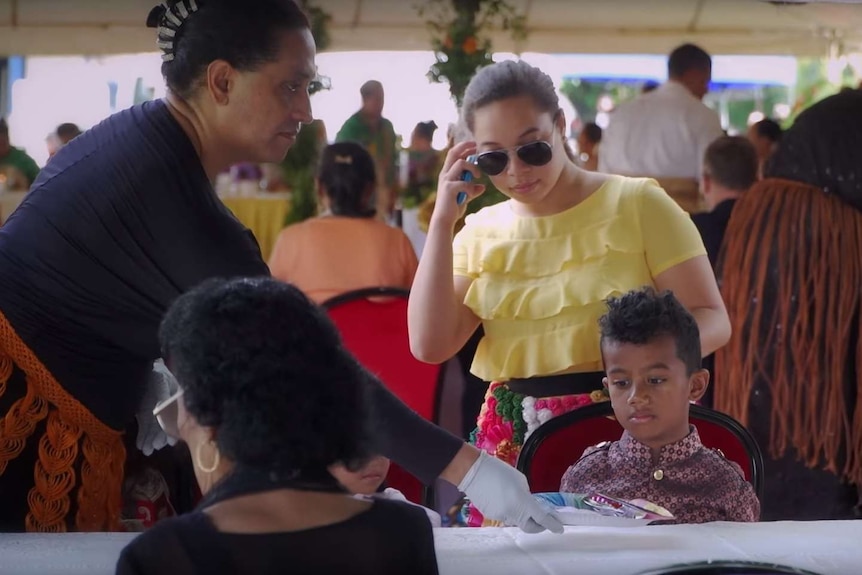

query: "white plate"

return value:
[555, 507, 664, 527]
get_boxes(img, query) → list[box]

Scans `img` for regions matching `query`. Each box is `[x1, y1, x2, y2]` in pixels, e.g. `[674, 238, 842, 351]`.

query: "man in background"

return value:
[600, 43, 723, 180]
[747, 118, 782, 178]
[336, 80, 398, 219]
[692, 135, 758, 269]
[0, 119, 40, 189]
[576, 122, 602, 172]
[47, 123, 83, 159]
[692, 135, 758, 409]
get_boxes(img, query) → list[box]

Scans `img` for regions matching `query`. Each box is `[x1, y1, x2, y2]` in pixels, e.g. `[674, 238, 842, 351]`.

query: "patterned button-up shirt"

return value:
[560, 426, 760, 523]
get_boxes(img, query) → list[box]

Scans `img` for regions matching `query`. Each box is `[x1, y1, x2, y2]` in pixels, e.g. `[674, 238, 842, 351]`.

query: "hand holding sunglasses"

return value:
[433, 141, 485, 227]
[457, 155, 479, 205]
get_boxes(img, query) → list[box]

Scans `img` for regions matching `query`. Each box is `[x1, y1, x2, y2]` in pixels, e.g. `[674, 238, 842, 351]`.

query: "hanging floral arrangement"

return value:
[299, 0, 333, 53]
[417, 0, 527, 107]
[282, 0, 333, 226]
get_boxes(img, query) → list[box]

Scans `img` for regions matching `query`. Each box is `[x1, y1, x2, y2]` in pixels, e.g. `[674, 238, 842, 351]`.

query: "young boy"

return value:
[560, 287, 760, 523]
[330, 455, 442, 527]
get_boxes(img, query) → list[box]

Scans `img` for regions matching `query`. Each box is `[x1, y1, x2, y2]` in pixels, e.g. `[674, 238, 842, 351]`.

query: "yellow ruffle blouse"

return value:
[452, 176, 706, 382]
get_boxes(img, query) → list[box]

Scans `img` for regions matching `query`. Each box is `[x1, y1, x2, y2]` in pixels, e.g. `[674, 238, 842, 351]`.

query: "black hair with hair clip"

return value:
[146, 1, 200, 62]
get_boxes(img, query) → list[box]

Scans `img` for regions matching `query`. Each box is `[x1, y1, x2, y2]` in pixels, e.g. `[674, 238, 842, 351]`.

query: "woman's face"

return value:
[471, 95, 568, 208]
[221, 27, 317, 163]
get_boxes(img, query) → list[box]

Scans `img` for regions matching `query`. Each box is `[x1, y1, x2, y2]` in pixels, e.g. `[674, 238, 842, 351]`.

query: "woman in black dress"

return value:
[0, 0, 559, 534]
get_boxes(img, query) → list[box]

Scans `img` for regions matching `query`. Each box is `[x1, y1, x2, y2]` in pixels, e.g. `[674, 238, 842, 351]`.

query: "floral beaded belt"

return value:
[506, 371, 605, 398]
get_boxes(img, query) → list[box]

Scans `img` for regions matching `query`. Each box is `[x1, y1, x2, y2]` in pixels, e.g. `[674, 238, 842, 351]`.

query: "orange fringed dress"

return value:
[0, 313, 126, 532]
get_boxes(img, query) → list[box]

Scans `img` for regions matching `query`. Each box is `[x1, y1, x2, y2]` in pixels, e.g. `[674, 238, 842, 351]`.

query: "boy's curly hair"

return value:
[599, 287, 702, 375]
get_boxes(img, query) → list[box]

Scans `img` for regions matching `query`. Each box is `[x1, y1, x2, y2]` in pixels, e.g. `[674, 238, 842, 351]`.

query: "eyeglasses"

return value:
[475, 139, 554, 176]
[308, 75, 332, 95]
[153, 388, 184, 439]
[286, 75, 332, 96]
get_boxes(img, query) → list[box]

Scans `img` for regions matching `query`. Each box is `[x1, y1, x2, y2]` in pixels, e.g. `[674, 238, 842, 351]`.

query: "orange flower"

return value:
[495, 439, 520, 466]
[462, 36, 477, 55]
[443, 35, 453, 50]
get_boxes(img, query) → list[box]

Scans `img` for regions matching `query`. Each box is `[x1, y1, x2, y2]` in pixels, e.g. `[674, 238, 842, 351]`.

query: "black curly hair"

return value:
[599, 287, 702, 375]
[146, 0, 310, 100]
[159, 277, 374, 473]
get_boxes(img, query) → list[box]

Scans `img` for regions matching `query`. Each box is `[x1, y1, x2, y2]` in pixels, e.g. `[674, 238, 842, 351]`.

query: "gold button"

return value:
[652, 469, 664, 481]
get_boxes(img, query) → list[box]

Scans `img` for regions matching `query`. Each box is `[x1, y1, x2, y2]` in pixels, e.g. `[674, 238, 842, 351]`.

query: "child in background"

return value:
[560, 287, 760, 524]
[330, 456, 442, 528]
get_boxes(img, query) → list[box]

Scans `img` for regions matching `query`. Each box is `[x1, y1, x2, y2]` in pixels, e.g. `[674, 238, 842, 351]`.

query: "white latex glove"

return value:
[135, 359, 179, 456]
[458, 451, 564, 534]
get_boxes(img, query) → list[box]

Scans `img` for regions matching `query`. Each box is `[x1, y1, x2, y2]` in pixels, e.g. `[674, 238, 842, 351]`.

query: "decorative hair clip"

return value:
[149, 0, 200, 62]
[334, 155, 354, 165]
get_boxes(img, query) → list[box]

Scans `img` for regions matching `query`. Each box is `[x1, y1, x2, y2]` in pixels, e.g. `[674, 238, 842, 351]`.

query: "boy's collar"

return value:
[617, 425, 702, 465]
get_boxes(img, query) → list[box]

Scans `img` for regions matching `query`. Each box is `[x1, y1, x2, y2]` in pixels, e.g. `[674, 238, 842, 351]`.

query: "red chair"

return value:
[322, 287, 444, 505]
[515, 401, 764, 500]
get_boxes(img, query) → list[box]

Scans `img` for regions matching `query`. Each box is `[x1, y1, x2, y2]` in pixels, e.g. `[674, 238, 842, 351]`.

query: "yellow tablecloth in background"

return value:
[220, 194, 291, 261]
[0, 190, 28, 224]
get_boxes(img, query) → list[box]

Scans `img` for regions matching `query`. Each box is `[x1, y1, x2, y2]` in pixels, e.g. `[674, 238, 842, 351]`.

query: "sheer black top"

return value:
[116, 499, 438, 575]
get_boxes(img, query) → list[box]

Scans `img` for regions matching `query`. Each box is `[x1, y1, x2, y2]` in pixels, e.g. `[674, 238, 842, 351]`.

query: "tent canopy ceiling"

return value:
[0, 0, 861, 57]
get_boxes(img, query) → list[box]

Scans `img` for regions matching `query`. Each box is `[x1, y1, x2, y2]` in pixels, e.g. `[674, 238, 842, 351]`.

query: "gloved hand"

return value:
[135, 359, 179, 456]
[459, 450, 564, 534]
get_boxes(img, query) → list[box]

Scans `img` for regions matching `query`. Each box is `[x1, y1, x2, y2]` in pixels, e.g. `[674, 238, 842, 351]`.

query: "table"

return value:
[220, 194, 291, 261]
[0, 521, 858, 575]
[434, 522, 860, 574]
[0, 190, 291, 260]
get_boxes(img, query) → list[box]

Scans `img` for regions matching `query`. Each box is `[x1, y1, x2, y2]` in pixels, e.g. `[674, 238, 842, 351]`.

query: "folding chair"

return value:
[323, 287, 444, 505]
[516, 401, 764, 500]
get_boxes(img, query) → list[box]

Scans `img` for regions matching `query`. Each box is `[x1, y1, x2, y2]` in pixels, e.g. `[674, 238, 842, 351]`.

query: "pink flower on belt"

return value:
[478, 420, 513, 452]
[486, 396, 498, 413]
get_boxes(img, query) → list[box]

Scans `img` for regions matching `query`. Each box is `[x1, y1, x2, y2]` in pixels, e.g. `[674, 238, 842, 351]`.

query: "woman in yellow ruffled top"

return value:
[408, 60, 730, 472]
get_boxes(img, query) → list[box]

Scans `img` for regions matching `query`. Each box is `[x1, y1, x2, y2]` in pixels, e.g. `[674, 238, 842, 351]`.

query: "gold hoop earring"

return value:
[195, 440, 220, 474]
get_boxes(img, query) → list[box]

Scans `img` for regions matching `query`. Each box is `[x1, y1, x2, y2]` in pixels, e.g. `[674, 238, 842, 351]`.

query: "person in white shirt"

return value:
[599, 44, 724, 179]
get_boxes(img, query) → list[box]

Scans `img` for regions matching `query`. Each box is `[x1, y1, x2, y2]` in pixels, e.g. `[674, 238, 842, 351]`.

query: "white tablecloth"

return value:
[434, 521, 860, 574]
[0, 521, 858, 574]
[401, 207, 426, 258]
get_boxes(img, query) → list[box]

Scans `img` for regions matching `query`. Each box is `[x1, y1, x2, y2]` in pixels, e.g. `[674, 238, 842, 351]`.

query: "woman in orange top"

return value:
[269, 142, 418, 303]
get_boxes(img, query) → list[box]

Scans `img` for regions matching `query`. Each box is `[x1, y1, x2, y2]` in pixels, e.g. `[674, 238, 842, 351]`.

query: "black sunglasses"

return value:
[475, 140, 554, 176]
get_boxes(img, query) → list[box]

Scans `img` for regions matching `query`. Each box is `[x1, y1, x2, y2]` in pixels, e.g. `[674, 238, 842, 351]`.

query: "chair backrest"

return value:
[322, 287, 442, 421]
[322, 287, 443, 504]
[516, 401, 764, 500]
